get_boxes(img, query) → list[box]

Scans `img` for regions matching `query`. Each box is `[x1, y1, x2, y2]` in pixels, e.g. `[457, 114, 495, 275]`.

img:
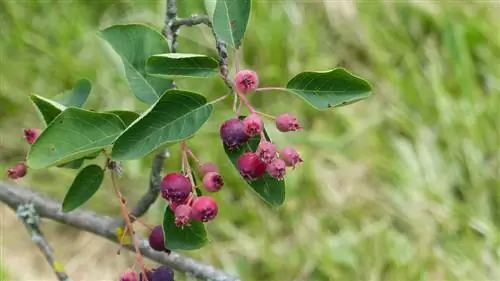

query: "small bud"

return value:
[202, 172, 224, 192]
[266, 159, 287, 180]
[242, 113, 263, 137]
[220, 118, 250, 149]
[199, 162, 218, 176]
[7, 162, 27, 180]
[148, 225, 169, 253]
[275, 113, 302, 132]
[174, 204, 192, 227]
[191, 196, 218, 222]
[160, 173, 192, 204]
[236, 152, 267, 180]
[281, 147, 303, 168]
[23, 128, 40, 145]
[120, 269, 138, 281]
[151, 266, 174, 281]
[234, 69, 259, 94]
[256, 140, 277, 164]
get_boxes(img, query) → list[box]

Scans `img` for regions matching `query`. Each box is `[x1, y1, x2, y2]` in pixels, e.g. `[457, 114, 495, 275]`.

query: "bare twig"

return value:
[172, 15, 211, 30]
[164, 0, 178, 53]
[15, 203, 71, 281]
[0, 182, 240, 281]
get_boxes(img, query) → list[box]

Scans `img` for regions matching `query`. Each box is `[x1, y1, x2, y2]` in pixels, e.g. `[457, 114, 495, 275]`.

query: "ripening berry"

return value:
[23, 128, 40, 145]
[266, 159, 287, 180]
[275, 113, 302, 132]
[202, 172, 224, 192]
[174, 204, 192, 227]
[120, 269, 138, 281]
[256, 140, 277, 164]
[148, 225, 168, 252]
[160, 173, 192, 204]
[7, 162, 27, 180]
[199, 162, 218, 176]
[191, 196, 218, 222]
[151, 266, 174, 281]
[281, 147, 303, 168]
[242, 113, 263, 137]
[234, 69, 259, 94]
[236, 152, 267, 180]
[220, 118, 249, 149]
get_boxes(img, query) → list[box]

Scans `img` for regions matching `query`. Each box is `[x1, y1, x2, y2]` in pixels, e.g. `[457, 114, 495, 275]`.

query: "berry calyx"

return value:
[202, 172, 224, 192]
[174, 204, 192, 227]
[199, 162, 218, 176]
[256, 140, 277, 164]
[7, 162, 27, 180]
[242, 113, 263, 137]
[275, 113, 302, 132]
[191, 196, 218, 222]
[281, 147, 303, 168]
[23, 128, 40, 145]
[266, 159, 287, 180]
[220, 118, 250, 149]
[234, 69, 259, 94]
[151, 266, 174, 281]
[160, 173, 192, 204]
[120, 269, 138, 281]
[236, 152, 267, 180]
[148, 225, 168, 253]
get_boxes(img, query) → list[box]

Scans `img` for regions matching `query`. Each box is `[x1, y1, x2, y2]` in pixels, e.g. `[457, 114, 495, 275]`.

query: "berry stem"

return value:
[208, 94, 229, 105]
[254, 110, 276, 120]
[129, 214, 154, 231]
[255, 87, 286, 92]
[236, 91, 256, 113]
[185, 148, 201, 166]
[181, 141, 196, 189]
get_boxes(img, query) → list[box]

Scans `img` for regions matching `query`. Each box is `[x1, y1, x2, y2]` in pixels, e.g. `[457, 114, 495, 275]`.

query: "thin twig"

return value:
[164, 0, 178, 53]
[172, 15, 211, 30]
[15, 203, 71, 281]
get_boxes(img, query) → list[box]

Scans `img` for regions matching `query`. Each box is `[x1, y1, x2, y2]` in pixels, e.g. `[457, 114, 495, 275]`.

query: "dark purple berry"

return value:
[160, 173, 192, 204]
[151, 266, 174, 281]
[266, 159, 287, 180]
[148, 225, 168, 253]
[7, 162, 27, 180]
[220, 118, 250, 149]
[242, 113, 263, 137]
[236, 152, 267, 180]
[191, 196, 218, 222]
[174, 204, 192, 227]
[256, 140, 277, 164]
[275, 113, 302, 132]
[202, 172, 224, 192]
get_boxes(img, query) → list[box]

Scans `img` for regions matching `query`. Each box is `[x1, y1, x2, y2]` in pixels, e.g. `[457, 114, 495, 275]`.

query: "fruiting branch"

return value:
[15, 203, 72, 281]
[0, 182, 241, 281]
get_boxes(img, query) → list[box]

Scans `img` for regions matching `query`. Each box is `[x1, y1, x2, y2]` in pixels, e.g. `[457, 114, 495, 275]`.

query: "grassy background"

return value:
[1, 0, 499, 280]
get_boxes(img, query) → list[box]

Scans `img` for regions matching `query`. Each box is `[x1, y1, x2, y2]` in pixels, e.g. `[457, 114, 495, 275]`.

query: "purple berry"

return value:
[160, 173, 192, 204]
[151, 266, 174, 281]
[242, 113, 263, 137]
[234, 70, 259, 94]
[7, 162, 27, 180]
[138, 270, 154, 281]
[199, 162, 218, 176]
[280, 147, 303, 168]
[202, 172, 224, 192]
[256, 140, 277, 164]
[148, 225, 168, 253]
[23, 128, 40, 145]
[220, 118, 250, 149]
[174, 204, 192, 227]
[266, 159, 287, 180]
[275, 113, 302, 132]
[237, 152, 267, 180]
[191, 196, 218, 222]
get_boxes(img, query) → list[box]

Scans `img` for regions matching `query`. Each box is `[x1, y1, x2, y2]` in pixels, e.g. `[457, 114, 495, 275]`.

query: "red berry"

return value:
[256, 140, 277, 164]
[275, 113, 302, 132]
[242, 113, 263, 137]
[202, 172, 224, 192]
[191, 196, 218, 222]
[23, 128, 40, 145]
[234, 69, 259, 94]
[120, 269, 138, 281]
[199, 162, 218, 176]
[266, 159, 287, 180]
[280, 147, 303, 168]
[236, 152, 267, 180]
[7, 162, 27, 180]
[174, 204, 192, 227]
[148, 225, 168, 252]
[220, 118, 250, 149]
[160, 173, 192, 204]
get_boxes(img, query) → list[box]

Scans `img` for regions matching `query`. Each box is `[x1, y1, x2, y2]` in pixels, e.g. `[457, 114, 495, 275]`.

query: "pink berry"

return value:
[256, 140, 277, 164]
[234, 69, 259, 94]
[220, 118, 250, 149]
[160, 173, 192, 204]
[236, 152, 267, 180]
[190, 196, 218, 222]
[174, 204, 192, 227]
[281, 147, 303, 168]
[120, 269, 138, 281]
[7, 162, 27, 180]
[148, 225, 169, 253]
[202, 172, 224, 192]
[199, 162, 218, 176]
[23, 128, 40, 145]
[242, 113, 263, 137]
[266, 159, 286, 180]
[275, 113, 302, 132]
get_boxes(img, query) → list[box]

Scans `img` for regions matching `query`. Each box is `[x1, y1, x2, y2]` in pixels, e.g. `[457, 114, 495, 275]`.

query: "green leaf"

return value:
[29, 94, 66, 126]
[27, 108, 125, 169]
[285, 68, 372, 110]
[162, 205, 208, 250]
[57, 151, 101, 170]
[146, 53, 219, 78]
[212, 0, 251, 49]
[62, 164, 104, 212]
[106, 110, 140, 127]
[98, 24, 174, 104]
[223, 118, 285, 206]
[53, 78, 92, 108]
[112, 90, 213, 160]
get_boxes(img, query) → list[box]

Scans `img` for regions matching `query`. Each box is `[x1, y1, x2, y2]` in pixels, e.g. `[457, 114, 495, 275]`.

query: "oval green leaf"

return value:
[146, 53, 219, 78]
[62, 164, 104, 212]
[53, 78, 92, 108]
[285, 68, 372, 110]
[98, 24, 174, 104]
[223, 118, 285, 206]
[29, 94, 66, 126]
[106, 110, 140, 127]
[57, 151, 102, 170]
[112, 90, 213, 160]
[27, 108, 125, 169]
[212, 0, 251, 49]
[162, 205, 208, 250]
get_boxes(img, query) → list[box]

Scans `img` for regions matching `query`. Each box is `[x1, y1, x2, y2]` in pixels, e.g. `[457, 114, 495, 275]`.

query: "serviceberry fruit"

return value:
[275, 113, 302, 132]
[267, 159, 287, 180]
[234, 69, 259, 94]
[242, 113, 263, 137]
[160, 173, 192, 204]
[174, 204, 192, 227]
[202, 172, 224, 192]
[220, 118, 249, 149]
[120, 269, 138, 281]
[281, 147, 303, 168]
[256, 140, 277, 164]
[236, 152, 267, 180]
[191, 196, 218, 222]
[148, 225, 168, 253]
[151, 266, 174, 281]
[23, 128, 40, 145]
[199, 162, 218, 176]
[138, 270, 153, 281]
[7, 162, 27, 180]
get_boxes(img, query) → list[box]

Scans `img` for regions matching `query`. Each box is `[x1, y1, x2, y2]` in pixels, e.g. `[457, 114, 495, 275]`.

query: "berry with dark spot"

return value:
[234, 70, 259, 94]
[220, 118, 249, 149]
[275, 113, 302, 132]
[280, 147, 303, 168]
[120, 269, 138, 281]
[151, 266, 174, 281]
[174, 204, 192, 227]
[242, 113, 263, 137]
[160, 173, 192, 204]
[202, 172, 224, 192]
[7, 162, 27, 180]
[199, 162, 218, 176]
[236, 152, 267, 180]
[266, 159, 287, 180]
[256, 140, 277, 164]
[191, 196, 218, 222]
[23, 128, 40, 145]
[148, 225, 169, 253]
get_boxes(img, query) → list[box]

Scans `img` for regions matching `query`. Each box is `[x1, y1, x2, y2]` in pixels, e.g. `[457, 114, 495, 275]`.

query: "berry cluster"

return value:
[6, 128, 40, 180]
[119, 266, 174, 281]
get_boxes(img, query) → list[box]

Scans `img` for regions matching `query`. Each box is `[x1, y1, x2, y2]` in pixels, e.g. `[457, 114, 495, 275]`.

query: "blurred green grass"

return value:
[1, 0, 499, 280]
